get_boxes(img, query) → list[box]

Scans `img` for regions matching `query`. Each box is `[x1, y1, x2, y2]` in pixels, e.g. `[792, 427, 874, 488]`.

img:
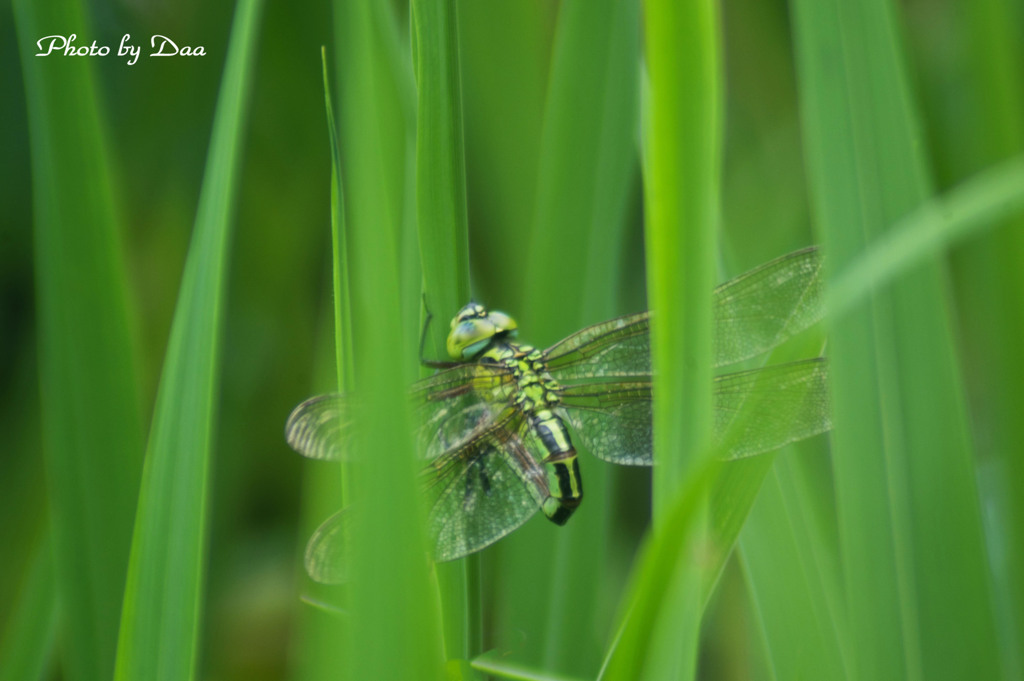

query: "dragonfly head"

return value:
[447, 303, 518, 359]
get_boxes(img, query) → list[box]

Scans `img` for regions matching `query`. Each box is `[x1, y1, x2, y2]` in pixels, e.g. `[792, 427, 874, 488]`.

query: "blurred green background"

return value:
[3, 0, 1023, 679]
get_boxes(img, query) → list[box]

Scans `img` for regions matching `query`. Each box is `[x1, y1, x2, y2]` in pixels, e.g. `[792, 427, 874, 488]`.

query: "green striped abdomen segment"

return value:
[531, 410, 583, 525]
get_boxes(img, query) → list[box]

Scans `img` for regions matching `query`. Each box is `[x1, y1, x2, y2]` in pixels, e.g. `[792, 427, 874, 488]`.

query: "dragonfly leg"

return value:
[418, 293, 436, 366]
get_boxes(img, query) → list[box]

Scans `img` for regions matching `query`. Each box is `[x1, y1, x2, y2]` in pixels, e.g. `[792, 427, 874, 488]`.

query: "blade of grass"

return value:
[729, 326, 847, 681]
[490, 0, 640, 675]
[411, 0, 471, 326]
[934, 5, 1024, 673]
[471, 650, 589, 681]
[330, 0, 419, 343]
[600, 327, 829, 680]
[644, 0, 721, 495]
[113, 2, 264, 678]
[455, 2, 552, 304]
[828, 155, 1024, 318]
[332, 2, 444, 679]
[410, 0, 474, 664]
[791, 1, 1002, 679]
[340, 94, 446, 681]
[523, 0, 640, 326]
[536, 0, 640, 669]
[292, 48, 352, 681]
[322, 48, 354, 394]
[0, 536, 57, 681]
[14, 2, 144, 679]
[631, 0, 722, 677]
[332, 0, 416, 326]
[740, 453, 849, 681]
[598, 464, 714, 681]
[601, 406, 829, 681]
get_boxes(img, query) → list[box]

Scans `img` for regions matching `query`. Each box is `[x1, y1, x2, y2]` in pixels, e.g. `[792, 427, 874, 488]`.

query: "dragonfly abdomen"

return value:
[529, 409, 583, 525]
[540, 448, 582, 525]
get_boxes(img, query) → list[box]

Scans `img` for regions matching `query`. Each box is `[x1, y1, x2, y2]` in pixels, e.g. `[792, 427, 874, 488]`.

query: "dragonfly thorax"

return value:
[446, 302, 518, 359]
[495, 344, 562, 411]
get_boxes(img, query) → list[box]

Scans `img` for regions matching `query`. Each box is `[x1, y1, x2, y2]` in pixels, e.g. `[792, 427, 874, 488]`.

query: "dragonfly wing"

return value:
[558, 357, 829, 465]
[285, 364, 514, 462]
[542, 247, 823, 380]
[543, 313, 651, 379]
[713, 357, 830, 459]
[423, 410, 548, 562]
[304, 509, 349, 584]
[286, 394, 351, 461]
[411, 363, 514, 405]
[713, 246, 823, 367]
[559, 382, 653, 466]
[412, 363, 516, 460]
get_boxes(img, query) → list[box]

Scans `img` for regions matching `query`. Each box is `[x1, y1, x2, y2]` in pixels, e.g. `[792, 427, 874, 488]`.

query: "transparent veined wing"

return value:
[557, 357, 829, 465]
[299, 360, 829, 581]
[544, 313, 650, 379]
[410, 362, 514, 406]
[301, 416, 550, 578]
[304, 509, 349, 584]
[713, 246, 823, 367]
[423, 408, 551, 561]
[412, 362, 516, 460]
[285, 394, 351, 461]
[559, 381, 653, 466]
[712, 358, 830, 459]
[542, 247, 823, 380]
[285, 362, 516, 462]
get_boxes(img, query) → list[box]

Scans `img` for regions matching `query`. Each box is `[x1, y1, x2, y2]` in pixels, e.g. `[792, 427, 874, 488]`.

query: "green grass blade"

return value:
[601, 422, 828, 680]
[332, 0, 416, 319]
[952, 3, 1024, 673]
[0, 537, 57, 681]
[491, 0, 640, 675]
[643, 0, 720, 502]
[321, 48, 354, 392]
[412, 0, 471, 329]
[601, 388, 828, 680]
[791, 1, 1001, 679]
[340, 103, 445, 681]
[331, 2, 444, 679]
[916, 7, 1024, 669]
[523, 0, 640, 326]
[113, 2, 264, 678]
[13, 2, 144, 679]
[828, 156, 1024, 318]
[740, 453, 849, 681]
[472, 651, 589, 681]
[331, 0, 419, 333]
[455, 2, 552, 303]
[289, 48, 351, 681]
[728, 326, 844, 680]
[598, 465, 713, 681]
[411, 0, 474, 663]
[618, 0, 722, 678]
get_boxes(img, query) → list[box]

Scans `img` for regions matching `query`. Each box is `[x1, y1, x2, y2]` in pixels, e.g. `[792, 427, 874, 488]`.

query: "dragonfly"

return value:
[286, 246, 830, 583]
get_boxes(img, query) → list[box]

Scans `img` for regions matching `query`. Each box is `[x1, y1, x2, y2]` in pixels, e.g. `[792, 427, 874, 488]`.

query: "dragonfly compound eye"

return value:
[485, 311, 517, 334]
[447, 318, 497, 359]
[451, 303, 487, 328]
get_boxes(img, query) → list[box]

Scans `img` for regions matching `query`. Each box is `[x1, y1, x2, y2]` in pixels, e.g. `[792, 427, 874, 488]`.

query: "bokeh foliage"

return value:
[3, 0, 1023, 680]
